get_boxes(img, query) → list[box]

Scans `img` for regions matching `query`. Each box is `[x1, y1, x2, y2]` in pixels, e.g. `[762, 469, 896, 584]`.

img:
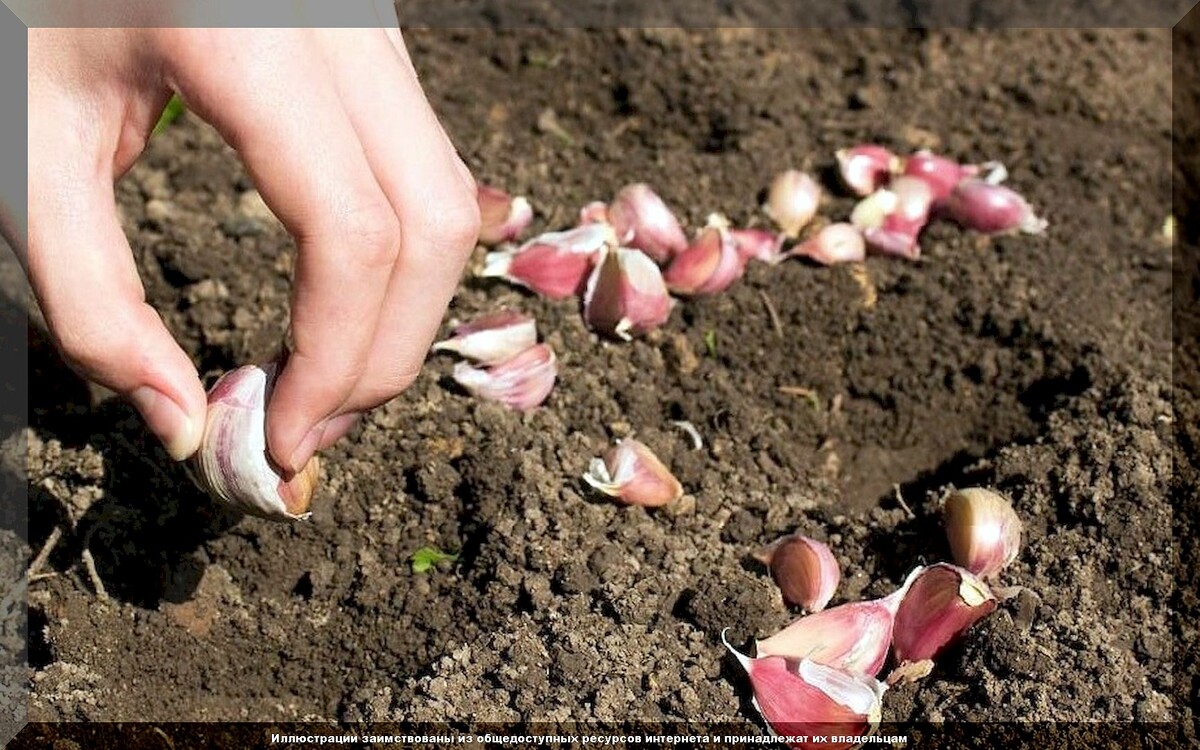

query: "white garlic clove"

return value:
[943, 487, 1023, 579]
[764, 169, 822, 238]
[432, 310, 538, 366]
[192, 363, 319, 521]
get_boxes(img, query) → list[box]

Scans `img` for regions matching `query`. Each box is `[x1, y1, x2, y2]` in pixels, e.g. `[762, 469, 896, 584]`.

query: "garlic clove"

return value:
[583, 437, 683, 508]
[451, 343, 557, 411]
[788, 222, 866, 265]
[477, 184, 534, 246]
[606, 183, 690, 263]
[943, 487, 1023, 580]
[754, 569, 918, 677]
[854, 176, 933, 260]
[578, 200, 611, 226]
[431, 311, 538, 366]
[481, 223, 616, 299]
[663, 214, 746, 296]
[849, 187, 899, 230]
[582, 246, 674, 340]
[945, 178, 1048, 235]
[725, 632, 886, 748]
[764, 170, 822, 238]
[898, 150, 978, 203]
[758, 534, 840, 611]
[891, 562, 998, 666]
[192, 364, 320, 521]
[730, 228, 786, 265]
[836, 144, 899, 197]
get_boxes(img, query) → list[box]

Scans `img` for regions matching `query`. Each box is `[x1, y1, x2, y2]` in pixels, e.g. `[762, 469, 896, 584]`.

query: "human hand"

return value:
[20, 24, 480, 473]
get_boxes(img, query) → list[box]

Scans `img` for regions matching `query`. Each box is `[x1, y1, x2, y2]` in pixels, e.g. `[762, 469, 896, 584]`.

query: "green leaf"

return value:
[703, 330, 718, 357]
[152, 94, 185, 137]
[411, 546, 458, 574]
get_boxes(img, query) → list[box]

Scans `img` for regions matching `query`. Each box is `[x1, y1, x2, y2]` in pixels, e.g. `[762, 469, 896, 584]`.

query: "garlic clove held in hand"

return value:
[192, 364, 320, 521]
[583, 437, 683, 508]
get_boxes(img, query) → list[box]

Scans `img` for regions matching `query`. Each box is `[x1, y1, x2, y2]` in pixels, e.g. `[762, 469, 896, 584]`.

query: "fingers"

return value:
[26, 148, 207, 460]
[316, 28, 480, 412]
[161, 29, 403, 473]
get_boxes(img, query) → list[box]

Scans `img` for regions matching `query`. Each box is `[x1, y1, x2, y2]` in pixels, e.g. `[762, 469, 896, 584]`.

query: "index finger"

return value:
[163, 29, 401, 472]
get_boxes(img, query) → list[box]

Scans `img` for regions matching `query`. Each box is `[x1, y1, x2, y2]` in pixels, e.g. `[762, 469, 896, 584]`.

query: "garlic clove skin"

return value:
[754, 566, 922, 677]
[891, 562, 998, 666]
[945, 178, 1048, 235]
[192, 364, 319, 521]
[730, 228, 786, 265]
[789, 222, 866, 265]
[836, 144, 899, 197]
[764, 170, 822, 238]
[481, 223, 616, 299]
[451, 343, 557, 411]
[725, 632, 885, 749]
[663, 215, 746, 296]
[477, 184, 534, 246]
[432, 311, 538, 366]
[943, 487, 1023, 579]
[606, 184, 690, 264]
[583, 437, 683, 508]
[582, 246, 674, 340]
[759, 534, 840, 611]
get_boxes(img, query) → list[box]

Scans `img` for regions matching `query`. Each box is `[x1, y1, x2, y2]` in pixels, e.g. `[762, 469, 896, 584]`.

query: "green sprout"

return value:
[151, 94, 185, 136]
[703, 330, 718, 357]
[410, 546, 459, 574]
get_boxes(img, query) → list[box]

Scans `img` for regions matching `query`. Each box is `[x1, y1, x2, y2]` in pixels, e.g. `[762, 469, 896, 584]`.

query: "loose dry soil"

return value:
[6, 26, 1194, 747]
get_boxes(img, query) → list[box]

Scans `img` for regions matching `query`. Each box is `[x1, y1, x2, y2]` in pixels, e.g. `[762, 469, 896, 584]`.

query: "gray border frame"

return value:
[0, 1, 1192, 746]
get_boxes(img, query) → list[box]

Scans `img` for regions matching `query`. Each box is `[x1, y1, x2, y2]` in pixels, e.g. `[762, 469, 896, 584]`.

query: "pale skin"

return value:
[14, 26, 481, 475]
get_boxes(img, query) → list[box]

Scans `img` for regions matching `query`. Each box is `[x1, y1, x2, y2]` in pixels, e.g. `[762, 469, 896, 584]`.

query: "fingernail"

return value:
[317, 412, 362, 450]
[130, 385, 201, 462]
[288, 422, 327, 475]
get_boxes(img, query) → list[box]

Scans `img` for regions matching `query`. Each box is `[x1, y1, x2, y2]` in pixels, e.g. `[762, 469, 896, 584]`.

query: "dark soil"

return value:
[14, 27, 1187, 740]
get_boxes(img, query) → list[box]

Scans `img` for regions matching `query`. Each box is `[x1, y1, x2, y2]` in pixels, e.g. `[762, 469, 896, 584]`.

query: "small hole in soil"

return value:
[670, 588, 696, 620]
[27, 606, 53, 669]
[292, 572, 314, 600]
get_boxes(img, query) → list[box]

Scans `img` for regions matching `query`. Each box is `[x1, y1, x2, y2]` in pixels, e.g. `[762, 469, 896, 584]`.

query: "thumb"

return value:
[27, 168, 206, 460]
